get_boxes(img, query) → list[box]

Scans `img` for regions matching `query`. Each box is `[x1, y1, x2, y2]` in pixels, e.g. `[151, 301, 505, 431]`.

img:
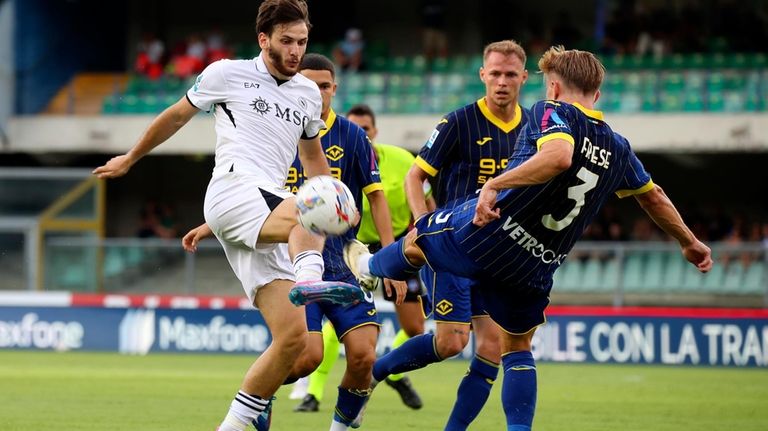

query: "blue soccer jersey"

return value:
[415, 99, 530, 207]
[286, 109, 383, 281]
[451, 100, 653, 290]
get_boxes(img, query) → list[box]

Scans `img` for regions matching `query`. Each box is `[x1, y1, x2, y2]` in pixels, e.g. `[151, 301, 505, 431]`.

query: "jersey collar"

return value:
[477, 98, 522, 133]
[572, 102, 604, 121]
[318, 108, 336, 138]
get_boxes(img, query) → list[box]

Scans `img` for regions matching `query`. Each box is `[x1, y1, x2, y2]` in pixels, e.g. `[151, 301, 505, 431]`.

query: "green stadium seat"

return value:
[684, 53, 708, 69]
[597, 258, 620, 292]
[681, 264, 706, 291]
[644, 252, 665, 290]
[702, 264, 725, 293]
[467, 55, 483, 74]
[744, 93, 763, 112]
[684, 71, 706, 91]
[430, 57, 450, 73]
[683, 92, 705, 111]
[661, 72, 685, 92]
[364, 73, 386, 94]
[427, 93, 462, 114]
[622, 253, 644, 291]
[363, 94, 386, 114]
[723, 261, 748, 293]
[341, 72, 365, 94]
[743, 263, 765, 294]
[662, 253, 685, 290]
[118, 95, 141, 113]
[581, 258, 603, 291]
[719, 91, 746, 112]
[706, 72, 725, 92]
[555, 259, 583, 291]
[641, 92, 659, 112]
[368, 56, 389, 72]
[604, 73, 626, 93]
[449, 55, 470, 74]
[659, 92, 684, 112]
[104, 248, 126, 278]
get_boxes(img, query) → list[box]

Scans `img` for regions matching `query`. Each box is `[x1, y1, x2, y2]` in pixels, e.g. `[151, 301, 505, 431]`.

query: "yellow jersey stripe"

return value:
[415, 156, 439, 176]
[536, 132, 575, 150]
[616, 180, 655, 198]
[317, 109, 337, 138]
[362, 182, 384, 194]
[476, 98, 522, 133]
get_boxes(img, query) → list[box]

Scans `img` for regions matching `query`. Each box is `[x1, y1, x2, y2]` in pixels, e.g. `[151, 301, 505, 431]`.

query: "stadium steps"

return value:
[45, 73, 128, 115]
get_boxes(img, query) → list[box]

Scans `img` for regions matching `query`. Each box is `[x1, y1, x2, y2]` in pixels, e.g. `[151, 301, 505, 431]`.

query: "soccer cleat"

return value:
[385, 377, 423, 410]
[293, 394, 319, 412]
[251, 396, 275, 431]
[343, 239, 379, 292]
[288, 280, 364, 306]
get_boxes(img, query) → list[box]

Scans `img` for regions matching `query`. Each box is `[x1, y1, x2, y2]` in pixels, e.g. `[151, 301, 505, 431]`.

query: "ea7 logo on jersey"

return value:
[325, 145, 344, 161]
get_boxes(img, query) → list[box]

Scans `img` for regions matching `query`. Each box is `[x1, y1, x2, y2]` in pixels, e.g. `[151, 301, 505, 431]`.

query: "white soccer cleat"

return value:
[343, 239, 379, 292]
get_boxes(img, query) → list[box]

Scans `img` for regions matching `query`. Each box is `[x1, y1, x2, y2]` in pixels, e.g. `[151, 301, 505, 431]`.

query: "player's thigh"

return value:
[471, 316, 502, 362]
[395, 301, 425, 336]
[254, 278, 307, 344]
[341, 324, 378, 363]
[259, 196, 300, 243]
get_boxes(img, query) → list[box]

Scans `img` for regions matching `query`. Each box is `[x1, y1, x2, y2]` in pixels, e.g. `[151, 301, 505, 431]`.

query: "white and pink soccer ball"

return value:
[296, 175, 357, 236]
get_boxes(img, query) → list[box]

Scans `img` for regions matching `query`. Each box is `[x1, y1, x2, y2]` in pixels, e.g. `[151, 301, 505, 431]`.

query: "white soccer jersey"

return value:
[187, 54, 325, 186]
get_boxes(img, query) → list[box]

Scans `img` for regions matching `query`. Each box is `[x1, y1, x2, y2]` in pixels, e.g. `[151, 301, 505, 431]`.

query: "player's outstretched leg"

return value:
[343, 238, 421, 286]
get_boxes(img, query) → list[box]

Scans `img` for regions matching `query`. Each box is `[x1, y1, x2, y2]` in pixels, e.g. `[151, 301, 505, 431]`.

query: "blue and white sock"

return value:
[293, 250, 324, 282]
[219, 390, 268, 431]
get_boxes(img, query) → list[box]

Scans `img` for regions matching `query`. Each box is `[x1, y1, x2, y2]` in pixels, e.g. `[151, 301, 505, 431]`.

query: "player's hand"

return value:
[383, 278, 408, 305]
[92, 154, 135, 179]
[473, 183, 501, 227]
[182, 223, 213, 253]
[682, 239, 713, 273]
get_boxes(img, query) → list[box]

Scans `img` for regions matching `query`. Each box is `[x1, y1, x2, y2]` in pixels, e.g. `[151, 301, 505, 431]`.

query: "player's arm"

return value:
[634, 186, 713, 273]
[298, 135, 332, 177]
[405, 164, 432, 220]
[182, 222, 214, 253]
[93, 98, 198, 178]
[473, 139, 573, 226]
[367, 189, 408, 304]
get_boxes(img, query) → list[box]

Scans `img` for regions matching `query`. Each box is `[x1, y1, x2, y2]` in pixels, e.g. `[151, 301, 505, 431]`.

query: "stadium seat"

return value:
[743, 263, 765, 294]
[643, 252, 665, 290]
[661, 72, 685, 92]
[661, 253, 685, 290]
[701, 263, 725, 293]
[581, 258, 603, 291]
[722, 261, 746, 293]
[555, 259, 583, 292]
[364, 73, 386, 94]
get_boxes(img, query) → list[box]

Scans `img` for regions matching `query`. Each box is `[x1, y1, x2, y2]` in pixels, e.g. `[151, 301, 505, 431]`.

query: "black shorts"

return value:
[368, 241, 424, 303]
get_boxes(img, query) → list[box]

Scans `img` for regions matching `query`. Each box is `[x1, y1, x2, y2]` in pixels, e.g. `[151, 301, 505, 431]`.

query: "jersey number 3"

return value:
[541, 167, 599, 231]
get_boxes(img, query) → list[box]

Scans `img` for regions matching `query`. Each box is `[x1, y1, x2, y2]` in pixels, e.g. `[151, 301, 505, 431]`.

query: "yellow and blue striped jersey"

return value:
[415, 98, 530, 207]
[286, 109, 383, 280]
[454, 100, 653, 290]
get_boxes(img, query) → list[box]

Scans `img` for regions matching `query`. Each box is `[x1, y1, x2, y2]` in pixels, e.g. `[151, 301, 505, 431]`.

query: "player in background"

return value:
[294, 104, 432, 413]
[349, 40, 531, 430]
[283, 54, 406, 431]
[345, 46, 713, 430]
[96, 2, 364, 430]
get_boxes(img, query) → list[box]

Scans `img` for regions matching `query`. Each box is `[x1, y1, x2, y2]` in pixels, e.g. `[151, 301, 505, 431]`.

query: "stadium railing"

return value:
[16, 238, 767, 308]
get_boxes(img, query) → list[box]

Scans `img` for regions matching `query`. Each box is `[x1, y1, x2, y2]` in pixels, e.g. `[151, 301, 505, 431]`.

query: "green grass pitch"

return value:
[1, 351, 767, 430]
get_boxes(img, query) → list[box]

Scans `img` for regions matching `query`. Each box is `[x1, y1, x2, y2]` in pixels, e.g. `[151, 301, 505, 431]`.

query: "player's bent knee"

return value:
[345, 349, 376, 374]
[435, 333, 469, 358]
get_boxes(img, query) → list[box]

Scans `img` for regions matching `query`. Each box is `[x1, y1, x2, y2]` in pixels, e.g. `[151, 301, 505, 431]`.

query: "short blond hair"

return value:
[538, 46, 605, 94]
[483, 40, 526, 66]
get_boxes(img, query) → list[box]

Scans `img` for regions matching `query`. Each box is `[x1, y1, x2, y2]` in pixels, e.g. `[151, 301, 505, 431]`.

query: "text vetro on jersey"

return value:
[501, 218, 568, 265]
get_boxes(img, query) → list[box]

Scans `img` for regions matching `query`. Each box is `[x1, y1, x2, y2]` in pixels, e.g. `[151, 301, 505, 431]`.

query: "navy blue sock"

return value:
[445, 355, 499, 431]
[501, 351, 537, 431]
[372, 333, 441, 382]
[369, 236, 421, 280]
[332, 386, 369, 426]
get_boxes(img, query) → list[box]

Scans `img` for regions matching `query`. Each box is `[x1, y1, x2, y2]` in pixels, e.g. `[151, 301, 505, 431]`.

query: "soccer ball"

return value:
[295, 175, 357, 236]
